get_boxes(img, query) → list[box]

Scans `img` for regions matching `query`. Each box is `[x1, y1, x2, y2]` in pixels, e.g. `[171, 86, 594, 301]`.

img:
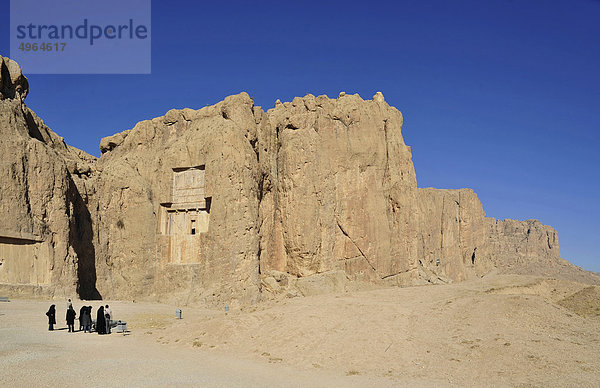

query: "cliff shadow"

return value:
[67, 175, 101, 300]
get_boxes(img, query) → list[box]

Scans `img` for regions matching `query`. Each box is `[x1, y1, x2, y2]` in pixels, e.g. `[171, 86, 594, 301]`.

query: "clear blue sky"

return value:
[1, 0, 599, 272]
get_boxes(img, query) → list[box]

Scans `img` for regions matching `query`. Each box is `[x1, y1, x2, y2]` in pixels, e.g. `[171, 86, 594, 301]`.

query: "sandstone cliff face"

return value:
[415, 188, 489, 284]
[92, 91, 592, 303]
[1, 58, 596, 304]
[414, 188, 568, 285]
[0, 58, 98, 299]
[93, 93, 262, 306]
[91, 91, 424, 304]
[260, 92, 418, 284]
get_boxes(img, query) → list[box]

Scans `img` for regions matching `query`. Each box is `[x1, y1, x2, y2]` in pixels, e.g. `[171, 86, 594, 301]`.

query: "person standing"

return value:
[104, 305, 112, 334]
[87, 306, 93, 332]
[66, 306, 76, 333]
[79, 305, 86, 331]
[67, 298, 72, 309]
[46, 305, 56, 331]
[96, 305, 106, 335]
[82, 306, 92, 333]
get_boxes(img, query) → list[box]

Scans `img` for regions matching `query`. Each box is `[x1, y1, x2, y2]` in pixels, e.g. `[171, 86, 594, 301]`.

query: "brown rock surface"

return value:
[413, 188, 585, 285]
[92, 93, 261, 306]
[260, 92, 418, 284]
[1, 58, 597, 304]
[89, 90, 600, 303]
[0, 68, 97, 299]
[415, 188, 489, 284]
[0, 56, 29, 100]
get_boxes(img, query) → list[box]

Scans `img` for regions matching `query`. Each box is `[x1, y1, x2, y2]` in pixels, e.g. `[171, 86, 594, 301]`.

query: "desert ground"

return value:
[1, 274, 598, 387]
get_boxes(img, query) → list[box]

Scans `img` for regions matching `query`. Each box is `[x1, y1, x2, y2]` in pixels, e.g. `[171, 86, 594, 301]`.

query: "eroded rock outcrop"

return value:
[413, 188, 569, 285]
[1, 58, 596, 304]
[260, 93, 419, 284]
[0, 59, 98, 299]
[92, 93, 261, 306]
[92, 91, 595, 303]
[0, 56, 29, 100]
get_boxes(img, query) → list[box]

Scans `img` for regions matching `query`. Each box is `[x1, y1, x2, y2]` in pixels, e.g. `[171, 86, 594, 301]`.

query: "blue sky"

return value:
[1, 0, 599, 272]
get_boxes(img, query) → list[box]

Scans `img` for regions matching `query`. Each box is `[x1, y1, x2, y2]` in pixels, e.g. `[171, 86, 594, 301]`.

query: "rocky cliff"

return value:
[0, 57, 98, 299]
[0, 59, 596, 304]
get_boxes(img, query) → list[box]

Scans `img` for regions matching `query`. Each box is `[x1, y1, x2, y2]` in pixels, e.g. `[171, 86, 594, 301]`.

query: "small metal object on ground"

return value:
[225, 305, 229, 312]
[116, 320, 127, 335]
[176, 309, 182, 319]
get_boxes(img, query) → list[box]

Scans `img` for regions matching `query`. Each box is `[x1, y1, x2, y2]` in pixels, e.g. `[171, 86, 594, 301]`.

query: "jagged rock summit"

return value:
[0, 59, 597, 305]
[0, 56, 29, 100]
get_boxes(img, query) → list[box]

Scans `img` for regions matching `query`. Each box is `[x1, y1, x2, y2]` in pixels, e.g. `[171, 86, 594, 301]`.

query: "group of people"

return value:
[45, 299, 113, 334]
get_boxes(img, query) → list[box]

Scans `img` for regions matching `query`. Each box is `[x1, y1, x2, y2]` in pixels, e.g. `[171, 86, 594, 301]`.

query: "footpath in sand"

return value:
[1, 274, 599, 387]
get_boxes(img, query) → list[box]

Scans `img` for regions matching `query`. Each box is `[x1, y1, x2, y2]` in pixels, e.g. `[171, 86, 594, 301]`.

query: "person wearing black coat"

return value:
[79, 306, 86, 331]
[82, 306, 92, 333]
[46, 305, 56, 331]
[96, 305, 106, 334]
[66, 306, 76, 332]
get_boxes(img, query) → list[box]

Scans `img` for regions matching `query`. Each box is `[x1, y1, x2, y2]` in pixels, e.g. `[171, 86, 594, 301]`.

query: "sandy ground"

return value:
[1, 274, 598, 387]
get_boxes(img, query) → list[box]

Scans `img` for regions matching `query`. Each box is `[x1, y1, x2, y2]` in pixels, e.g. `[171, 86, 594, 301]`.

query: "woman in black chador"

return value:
[96, 305, 106, 334]
[79, 305, 86, 331]
[66, 306, 76, 332]
[46, 305, 56, 331]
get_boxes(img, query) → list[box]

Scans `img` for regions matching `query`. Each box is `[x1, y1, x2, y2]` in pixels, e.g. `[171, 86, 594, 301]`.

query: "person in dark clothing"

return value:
[66, 306, 76, 332]
[46, 305, 56, 331]
[96, 305, 106, 334]
[82, 306, 92, 333]
[79, 306, 86, 331]
[104, 305, 112, 334]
